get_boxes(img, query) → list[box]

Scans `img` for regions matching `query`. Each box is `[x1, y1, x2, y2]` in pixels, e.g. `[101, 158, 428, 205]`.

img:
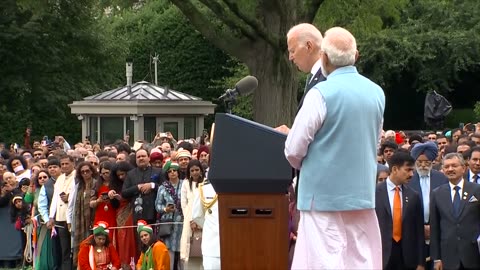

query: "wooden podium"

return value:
[209, 114, 292, 270]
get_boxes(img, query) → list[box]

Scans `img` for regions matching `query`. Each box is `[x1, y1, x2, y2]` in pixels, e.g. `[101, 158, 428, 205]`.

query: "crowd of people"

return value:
[373, 126, 480, 270]
[0, 131, 218, 270]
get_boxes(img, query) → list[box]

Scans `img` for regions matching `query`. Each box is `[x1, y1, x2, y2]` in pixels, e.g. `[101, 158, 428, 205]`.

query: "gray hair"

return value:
[287, 23, 323, 48]
[442, 152, 466, 166]
[321, 27, 357, 66]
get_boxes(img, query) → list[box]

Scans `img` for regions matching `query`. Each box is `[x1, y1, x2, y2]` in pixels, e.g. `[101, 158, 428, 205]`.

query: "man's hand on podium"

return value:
[275, 125, 290, 134]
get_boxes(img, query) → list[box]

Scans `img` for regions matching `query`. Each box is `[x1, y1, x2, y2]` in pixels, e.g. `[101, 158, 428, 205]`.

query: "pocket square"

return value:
[468, 196, 478, 202]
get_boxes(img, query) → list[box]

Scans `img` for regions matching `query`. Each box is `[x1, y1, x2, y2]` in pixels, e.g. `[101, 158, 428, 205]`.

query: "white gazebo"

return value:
[69, 81, 216, 145]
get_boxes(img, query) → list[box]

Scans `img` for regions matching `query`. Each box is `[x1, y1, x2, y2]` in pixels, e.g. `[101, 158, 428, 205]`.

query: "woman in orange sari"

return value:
[78, 221, 121, 270]
[109, 161, 137, 269]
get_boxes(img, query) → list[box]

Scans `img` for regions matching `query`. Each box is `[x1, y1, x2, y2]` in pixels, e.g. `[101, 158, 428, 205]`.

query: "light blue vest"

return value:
[297, 66, 385, 211]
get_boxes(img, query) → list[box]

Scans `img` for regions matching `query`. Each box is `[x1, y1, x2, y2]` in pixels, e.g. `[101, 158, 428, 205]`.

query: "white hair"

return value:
[287, 23, 323, 48]
[385, 130, 396, 137]
[321, 27, 357, 66]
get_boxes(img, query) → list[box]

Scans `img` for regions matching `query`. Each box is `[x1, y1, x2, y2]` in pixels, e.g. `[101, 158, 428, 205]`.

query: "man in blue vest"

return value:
[285, 26, 385, 269]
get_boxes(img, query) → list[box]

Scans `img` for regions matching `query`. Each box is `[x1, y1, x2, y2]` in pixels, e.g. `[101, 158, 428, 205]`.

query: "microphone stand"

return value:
[224, 99, 236, 115]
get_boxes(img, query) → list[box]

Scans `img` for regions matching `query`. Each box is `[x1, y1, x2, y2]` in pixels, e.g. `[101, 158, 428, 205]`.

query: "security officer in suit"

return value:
[375, 152, 425, 270]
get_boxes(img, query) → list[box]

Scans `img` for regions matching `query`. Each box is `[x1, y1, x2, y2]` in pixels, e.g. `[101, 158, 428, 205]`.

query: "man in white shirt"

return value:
[47, 155, 76, 270]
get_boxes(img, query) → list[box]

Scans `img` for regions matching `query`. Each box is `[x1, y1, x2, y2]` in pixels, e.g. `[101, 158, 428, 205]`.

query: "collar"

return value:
[326, 65, 358, 79]
[469, 169, 479, 178]
[386, 178, 402, 191]
[310, 58, 322, 77]
[419, 173, 430, 179]
[449, 178, 464, 191]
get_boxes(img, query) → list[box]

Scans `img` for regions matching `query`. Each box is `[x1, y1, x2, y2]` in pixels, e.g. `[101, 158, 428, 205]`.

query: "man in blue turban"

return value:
[407, 141, 448, 269]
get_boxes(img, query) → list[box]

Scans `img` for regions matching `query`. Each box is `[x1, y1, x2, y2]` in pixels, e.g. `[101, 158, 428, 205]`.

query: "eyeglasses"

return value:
[90, 162, 98, 166]
[38, 176, 48, 180]
[167, 170, 177, 173]
[81, 170, 92, 174]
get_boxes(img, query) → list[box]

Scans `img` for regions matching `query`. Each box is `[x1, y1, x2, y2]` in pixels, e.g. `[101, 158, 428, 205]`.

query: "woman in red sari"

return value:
[109, 161, 137, 269]
[91, 162, 117, 240]
[78, 221, 121, 270]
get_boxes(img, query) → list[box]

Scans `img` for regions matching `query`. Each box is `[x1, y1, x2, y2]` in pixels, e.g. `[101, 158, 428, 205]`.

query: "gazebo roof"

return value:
[84, 81, 201, 101]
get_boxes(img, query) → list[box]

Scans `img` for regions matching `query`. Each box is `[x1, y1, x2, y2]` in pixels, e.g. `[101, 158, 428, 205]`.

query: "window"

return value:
[164, 122, 178, 140]
[184, 117, 196, 139]
[126, 118, 134, 145]
[144, 116, 156, 143]
[89, 117, 98, 144]
[100, 117, 123, 145]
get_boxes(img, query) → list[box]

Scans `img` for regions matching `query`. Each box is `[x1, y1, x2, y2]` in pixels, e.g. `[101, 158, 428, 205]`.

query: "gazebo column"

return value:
[80, 115, 88, 142]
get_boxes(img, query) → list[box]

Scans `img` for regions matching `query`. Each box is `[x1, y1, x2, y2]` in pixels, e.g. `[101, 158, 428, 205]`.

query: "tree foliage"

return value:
[102, 0, 236, 101]
[0, 0, 125, 144]
[170, 0, 325, 126]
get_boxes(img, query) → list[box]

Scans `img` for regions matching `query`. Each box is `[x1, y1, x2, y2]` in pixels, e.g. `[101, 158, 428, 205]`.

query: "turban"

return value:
[137, 219, 153, 234]
[93, 221, 109, 236]
[175, 149, 192, 160]
[150, 152, 163, 163]
[197, 146, 209, 160]
[163, 161, 179, 172]
[411, 142, 438, 161]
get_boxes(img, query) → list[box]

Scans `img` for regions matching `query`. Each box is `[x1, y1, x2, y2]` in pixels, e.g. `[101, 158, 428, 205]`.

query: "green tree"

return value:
[169, 0, 325, 126]
[103, 0, 235, 102]
[0, 0, 125, 144]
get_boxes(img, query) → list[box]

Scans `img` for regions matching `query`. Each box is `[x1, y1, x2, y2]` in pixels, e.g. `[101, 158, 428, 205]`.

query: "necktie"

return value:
[303, 74, 313, 93]
[393, 186, 402, 242]
[452, 186, 461, 218]
[419, 176, 430, 223]
[473, 174, 479, 184]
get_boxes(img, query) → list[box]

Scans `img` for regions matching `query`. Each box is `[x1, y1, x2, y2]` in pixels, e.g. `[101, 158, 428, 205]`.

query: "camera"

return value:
[134, 196, 143, 214]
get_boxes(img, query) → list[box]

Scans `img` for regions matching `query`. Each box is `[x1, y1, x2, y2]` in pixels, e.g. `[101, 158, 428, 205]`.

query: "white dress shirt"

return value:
[284, 89, 327, 169]
[386, 178, 403, 215]
[449, 179, 464, 202]
[468, 169, 480, 183]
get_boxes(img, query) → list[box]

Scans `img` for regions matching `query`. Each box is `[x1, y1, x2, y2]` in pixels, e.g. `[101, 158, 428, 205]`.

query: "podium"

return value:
[209, 114, 292, 270]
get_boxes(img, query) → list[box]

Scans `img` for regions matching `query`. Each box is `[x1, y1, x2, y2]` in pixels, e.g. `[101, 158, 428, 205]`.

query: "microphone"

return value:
[218, 75, 258, 101]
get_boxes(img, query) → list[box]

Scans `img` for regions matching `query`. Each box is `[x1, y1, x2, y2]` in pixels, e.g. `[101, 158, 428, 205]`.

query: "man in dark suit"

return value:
[407, 142, 449, 268]
[376, 151, 425, 270]
[463, 146, 480, 184]
[430, 153, 480, 270]
[286, 23, 326, 112]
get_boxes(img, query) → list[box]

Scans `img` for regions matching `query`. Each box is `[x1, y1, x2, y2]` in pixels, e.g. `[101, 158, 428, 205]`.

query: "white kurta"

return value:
[180, 179, 200, 261]
[285, 80, 383, 269]
[192, 182, 220, 269]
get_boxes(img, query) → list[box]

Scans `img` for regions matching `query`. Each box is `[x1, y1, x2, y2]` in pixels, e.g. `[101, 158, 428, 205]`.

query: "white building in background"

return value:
[69, 81, 215, 145]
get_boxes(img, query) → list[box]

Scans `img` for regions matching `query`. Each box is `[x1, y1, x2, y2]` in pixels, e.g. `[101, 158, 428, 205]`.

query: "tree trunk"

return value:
[247, 44, 298, 127]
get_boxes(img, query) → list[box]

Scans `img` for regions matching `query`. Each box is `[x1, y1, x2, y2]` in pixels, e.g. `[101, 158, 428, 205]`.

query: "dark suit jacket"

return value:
[122, 166, 165, 221]
[407, 170, 449, 223]
[375, 181, 425, 268]
[430, 181, 480, 269]
[464, 169, 480, 184]
[297, 68, 326, 111]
